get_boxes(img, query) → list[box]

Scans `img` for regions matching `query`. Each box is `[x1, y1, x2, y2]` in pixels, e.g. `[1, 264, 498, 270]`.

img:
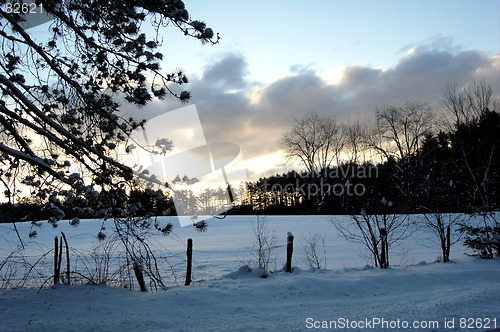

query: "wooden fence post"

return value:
[286, 232, 294, 273]
[185, 238, 193, 286]
[53, 236, 59, 285]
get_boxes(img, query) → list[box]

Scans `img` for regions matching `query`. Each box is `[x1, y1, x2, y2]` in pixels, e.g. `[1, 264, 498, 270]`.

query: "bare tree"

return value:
[368, 102, 435, 162]
[302, 232, 327, 269]
[332, 198, 411, 268]
[365, 102, 435, 207]
[249, 215, 277, 272]
[442, 80, 496, 128]
[421, 212, 464, 262]
[280, 113, 347, 212]
[280, 113, 346, 174]
[344, 116, 369, 164]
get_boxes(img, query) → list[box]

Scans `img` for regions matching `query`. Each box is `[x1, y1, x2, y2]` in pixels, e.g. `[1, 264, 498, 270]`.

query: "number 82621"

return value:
[4, 2, 44, 14]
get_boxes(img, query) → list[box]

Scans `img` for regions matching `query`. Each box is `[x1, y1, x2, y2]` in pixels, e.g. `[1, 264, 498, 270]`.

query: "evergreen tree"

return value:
[0, 0, 219, 221]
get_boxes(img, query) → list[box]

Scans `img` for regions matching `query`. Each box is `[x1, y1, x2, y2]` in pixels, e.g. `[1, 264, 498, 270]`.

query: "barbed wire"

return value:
[2, 215, 333, 290]
[0, 241, 290, 290]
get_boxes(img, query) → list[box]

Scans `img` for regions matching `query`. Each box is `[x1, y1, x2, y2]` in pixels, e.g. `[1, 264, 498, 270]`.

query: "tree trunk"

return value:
[445, 225, 451, 262]
[133, 261, 147, 292]
[61, 232, 70, 284]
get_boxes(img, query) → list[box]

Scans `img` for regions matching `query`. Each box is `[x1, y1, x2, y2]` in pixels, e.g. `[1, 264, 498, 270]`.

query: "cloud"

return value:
[399, 34, 463, 55]
[332, 48, 499, 114]
[123, 45, 500, 178]
[253, 73, 341, 119]
[201, 53, 249, 90]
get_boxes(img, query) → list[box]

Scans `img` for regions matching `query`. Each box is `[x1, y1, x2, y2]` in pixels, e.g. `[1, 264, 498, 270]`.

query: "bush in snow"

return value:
[303, 232, 327, 270]
[249, 216, 277, 273]
[422, 213, 464, 262]
[461, 213, 500, 259]
[333, 198, 412, 269]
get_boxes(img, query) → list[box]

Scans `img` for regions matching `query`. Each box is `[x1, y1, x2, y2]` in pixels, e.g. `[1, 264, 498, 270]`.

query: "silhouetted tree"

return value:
[281, 113, 346, 174]
[367, 102, 435, 211]
[280, 113, 346, 211]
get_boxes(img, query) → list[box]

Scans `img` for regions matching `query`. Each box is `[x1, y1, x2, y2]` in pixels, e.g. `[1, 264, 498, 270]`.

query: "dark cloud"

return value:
[338, 65, 383, 98]
[201, 53, 249, 90]
[336, 48, 499, 110]
[255, 73, 339, 119]
[393, 49, 489, 89]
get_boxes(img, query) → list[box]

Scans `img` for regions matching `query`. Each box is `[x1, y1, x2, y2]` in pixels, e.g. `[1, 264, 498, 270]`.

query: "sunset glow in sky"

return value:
[27, 0, 500, 179]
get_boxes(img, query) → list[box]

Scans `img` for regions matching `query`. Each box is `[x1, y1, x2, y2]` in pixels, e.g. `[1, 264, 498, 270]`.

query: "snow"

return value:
[1, 216, 499, 331]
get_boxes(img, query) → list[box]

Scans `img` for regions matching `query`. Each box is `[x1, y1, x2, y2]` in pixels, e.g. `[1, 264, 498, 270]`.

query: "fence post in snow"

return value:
[286, 232, 294, 273]
[53, 236, 59, 285]
[185, 238, 193, 286]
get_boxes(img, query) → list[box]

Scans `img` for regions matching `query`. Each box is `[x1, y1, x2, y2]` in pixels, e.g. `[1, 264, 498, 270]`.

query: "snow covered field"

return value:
[1, 215, 499, 331]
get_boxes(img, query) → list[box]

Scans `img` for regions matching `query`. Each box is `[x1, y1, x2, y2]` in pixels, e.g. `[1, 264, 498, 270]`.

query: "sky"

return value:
[166, 0, 500, 84]
[132, 0, 500, 180]
[23, 0, 500, 182]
